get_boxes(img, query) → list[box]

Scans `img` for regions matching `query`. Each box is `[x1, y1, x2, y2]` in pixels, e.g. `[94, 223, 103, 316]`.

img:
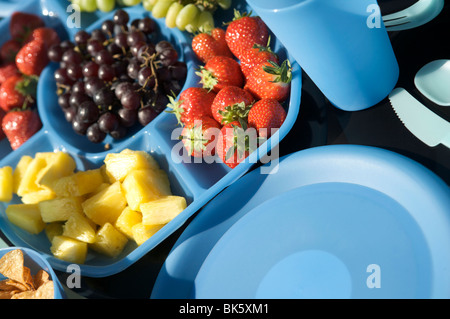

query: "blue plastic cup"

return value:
[246, 0, 399, 111]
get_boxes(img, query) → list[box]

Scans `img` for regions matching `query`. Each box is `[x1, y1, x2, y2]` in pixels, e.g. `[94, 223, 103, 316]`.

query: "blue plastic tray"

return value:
[0, 0, 301, 277]
[151, 145, 450, 299]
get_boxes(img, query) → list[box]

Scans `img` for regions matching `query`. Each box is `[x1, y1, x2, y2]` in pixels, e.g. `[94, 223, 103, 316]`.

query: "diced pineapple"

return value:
[131, 223, 164, 246]
[63, 212, 97, 244]
[90, 223, 128, 257]
[140, 196, 187, 226]
[5, 203, 45, 234]
[115, 206, 142, 239]
[37, 152, 76, 189]
[104, 149, 160, 182]
[122, 169, 172, 211]
[39, 196, 83, 223]
[21, 188, 56, 204]
[0, 166, 13, 202]
[82, 181, 127, 226]
[13, 155, 33, 194]
[53, 168, 104, 197]
[16, 156, 48, 197]
[50, 235, 87, 264]
[45, 222, 63, 242]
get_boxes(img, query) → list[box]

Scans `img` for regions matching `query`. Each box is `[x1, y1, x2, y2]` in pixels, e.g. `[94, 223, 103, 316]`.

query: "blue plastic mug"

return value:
[246, 0, 399, 111]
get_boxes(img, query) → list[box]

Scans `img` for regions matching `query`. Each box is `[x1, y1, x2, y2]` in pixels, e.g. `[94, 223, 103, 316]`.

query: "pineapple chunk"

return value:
[21, 188, 56, 204]
[131, 223, 164, 246]
[53, 168, 104, 197]
[16, 156, 48, 197]
[140, 196, 187, 226]
[90, 223, 128, 257]
[37, 152, 76, 189]
[0, 166, 13, 202]
[104, 149, 160, 182]
[13, 155, 33, 194]
[115, 206, 142, 239]
[122, 169, 172, 211]
[45, 222, 63, 242]
[63, 212, 97, 244]
[39, 196, 83, 223]
[5, 203, 45, 234]
[50, 235, 87, 264]
[82, 181, 127, 226]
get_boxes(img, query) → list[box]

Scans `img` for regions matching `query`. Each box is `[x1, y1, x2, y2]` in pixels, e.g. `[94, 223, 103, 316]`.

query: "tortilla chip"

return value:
[11, 280, 54, 299]
[33, 269, 50, 288]
[0, 279, 28, 292]
[0, 249, 25, 283]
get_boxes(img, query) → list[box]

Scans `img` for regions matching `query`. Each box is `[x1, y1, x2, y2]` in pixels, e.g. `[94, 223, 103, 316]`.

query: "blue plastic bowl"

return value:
[0, 247, 66, 299]
[0, 0, 302, 277]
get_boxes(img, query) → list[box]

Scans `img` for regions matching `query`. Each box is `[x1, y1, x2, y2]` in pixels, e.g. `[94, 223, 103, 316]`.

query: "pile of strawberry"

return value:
[169, 10, 291, 168]
[0, 12, 60, 150]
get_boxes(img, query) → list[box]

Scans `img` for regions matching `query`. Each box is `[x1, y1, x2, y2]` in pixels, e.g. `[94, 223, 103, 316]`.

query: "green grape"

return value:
[217, 0, 232, 10]
[184, 14, 199, 33]
[70, 0, 83, 10]
[175, 3, 199, 31]
[120, 0, 142, 6]
[81, 0, 98, 12]
[96, 0, 115, 12]
[142, 0, 154, 11]
[166, 2, 184, 28]
[151, 0, 174, 19]
[196, 10, 214, 32]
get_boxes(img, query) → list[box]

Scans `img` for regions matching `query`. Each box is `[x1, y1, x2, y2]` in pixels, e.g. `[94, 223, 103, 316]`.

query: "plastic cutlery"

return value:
[415, 59, 450, 107]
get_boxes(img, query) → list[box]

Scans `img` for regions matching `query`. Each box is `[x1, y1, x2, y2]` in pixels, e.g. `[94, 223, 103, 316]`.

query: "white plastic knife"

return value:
[389, 87, 450, 148]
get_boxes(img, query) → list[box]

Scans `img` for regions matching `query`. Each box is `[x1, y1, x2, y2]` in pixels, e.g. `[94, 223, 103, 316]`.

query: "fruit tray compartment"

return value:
[0, 0, 302, 278]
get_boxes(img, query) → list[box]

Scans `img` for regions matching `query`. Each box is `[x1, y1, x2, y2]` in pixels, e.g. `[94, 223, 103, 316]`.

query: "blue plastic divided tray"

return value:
[151, 145, 450, 299]
[0, 0, 301, 277]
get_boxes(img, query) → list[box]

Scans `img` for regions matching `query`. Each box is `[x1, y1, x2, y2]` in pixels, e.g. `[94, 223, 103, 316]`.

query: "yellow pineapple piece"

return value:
[53, 168, 104, 197]
[131, 223, 164, 246]
[39, 196, 83, 223]
[140, 196, 187, 226]
[21, 188, 56, 204]
[122, 168, 172, 211]
[16, 156, 48, 197]
[82, 181, 127, 226]
[0, 166, 13, 202]
[90, 222, 128, 257]
[5, 203, 45, 234]
[104, 149, 160, 182]
[37, 152, 76, 189]
[13, 155, 33, 194]
[63, 212, 97, 244]
[50, 235, 87, 264]
[45, 222, 63, 242]
[115, 206, 142, 239]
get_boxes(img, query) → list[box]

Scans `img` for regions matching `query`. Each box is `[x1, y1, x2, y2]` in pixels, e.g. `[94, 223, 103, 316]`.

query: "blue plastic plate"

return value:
[151, 145, 450, 299]
[0, 0, 301, 277]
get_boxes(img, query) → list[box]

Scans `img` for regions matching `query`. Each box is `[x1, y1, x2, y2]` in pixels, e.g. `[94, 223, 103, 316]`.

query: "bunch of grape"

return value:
[48, 9, 187, 144]
[70, 0, 142, 13]
[144, 0, 232, 33]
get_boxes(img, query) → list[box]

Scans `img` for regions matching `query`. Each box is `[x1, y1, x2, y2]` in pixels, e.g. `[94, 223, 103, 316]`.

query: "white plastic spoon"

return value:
[415, 59, 450, 107]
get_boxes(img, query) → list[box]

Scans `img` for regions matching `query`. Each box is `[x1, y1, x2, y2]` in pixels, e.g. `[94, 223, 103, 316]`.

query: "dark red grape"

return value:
[69, 91, 90, 108]
[138, 106, 158, 126]
[127, 30, 146, 47]
[98, 111, 119, 133]
[127, 57, 140, 79]
[66, 63, 83, 81]
[77, 100, 99, 124]
[159, 48, 178, 66]
[118, 107, 137, 127]
[72, 81, 86, 94]
[84, 77, 105, 97]
[82, 61, 100, 78]
[110, 125, 127, 139]
[155, 40, 173, 53]
[62, 49, 83, 65]
[54, 68, 74, 85]
[114, 33, 129, 50]
[48, 44, 64, 62]
[113, 9, 129, 26]
[93, 87, 115, 107]
[98, 64, 116, 82]
[91, 29, 106, 42]
[57, 92, 71, 109]
[87, 39, 104, 55]
[138, 66, 155, 89]
[101, 19, 115, 36]
[72, 118, 90, 135]
[64, 105, 77, 123]
[86, 122, 106, 143]
[94, 50, 114, 65]
[114, 81, 134, 100]
[170, 61, 187, 81]
[138, 17, 156, 34]
[120, 89, 141, 110]
[74, 30, 90, 45]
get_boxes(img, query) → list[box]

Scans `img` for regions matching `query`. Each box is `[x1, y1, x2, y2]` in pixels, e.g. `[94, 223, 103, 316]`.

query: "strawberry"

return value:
[225, 10, 269, 60]
[167, 87, 216, 126]
[210, 85, 254, 125]
[2, 108, 42, 150]
[0, 108, 5, 140]
[25, 27, 61, 49]
[192, 27, 233, 63]
[216, 121, 257, 169]
[0, 63, 20, 85]
[15, 39, 49, 76]
[196, 55, 244, 92]
[0, 74, 37, 112]
[180, 116, 221, 158]
[244, 59, 292, 102]
[9, 12, 45, 43]
[0, 39, 22, 63]
[239, 40, 279, 78]
[248, 98, 287, 138]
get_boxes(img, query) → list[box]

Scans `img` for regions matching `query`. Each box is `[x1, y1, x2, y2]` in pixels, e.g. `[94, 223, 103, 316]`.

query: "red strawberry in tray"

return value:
[239, 40, 279, 78]
[2, 108, 42, 150]
[25, 27, 61, 49]
[10, 12, 45, 42]
[0, 74, 37, 112]
[248, 98, 287, 138]
[0, 108, 6, 140]
[211, 86, 254, 125]
[0, 39, 22, 63]
[244, 59, 292, 102]
[15, 39, 49, 76]
[180, 116, 221, 158]
[192, 27, 233, 63]
[0, 63, 20, 85]
[225, 10, 269, 60]
[196, 55, 244, 93]
[167, 87, 216, 126]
